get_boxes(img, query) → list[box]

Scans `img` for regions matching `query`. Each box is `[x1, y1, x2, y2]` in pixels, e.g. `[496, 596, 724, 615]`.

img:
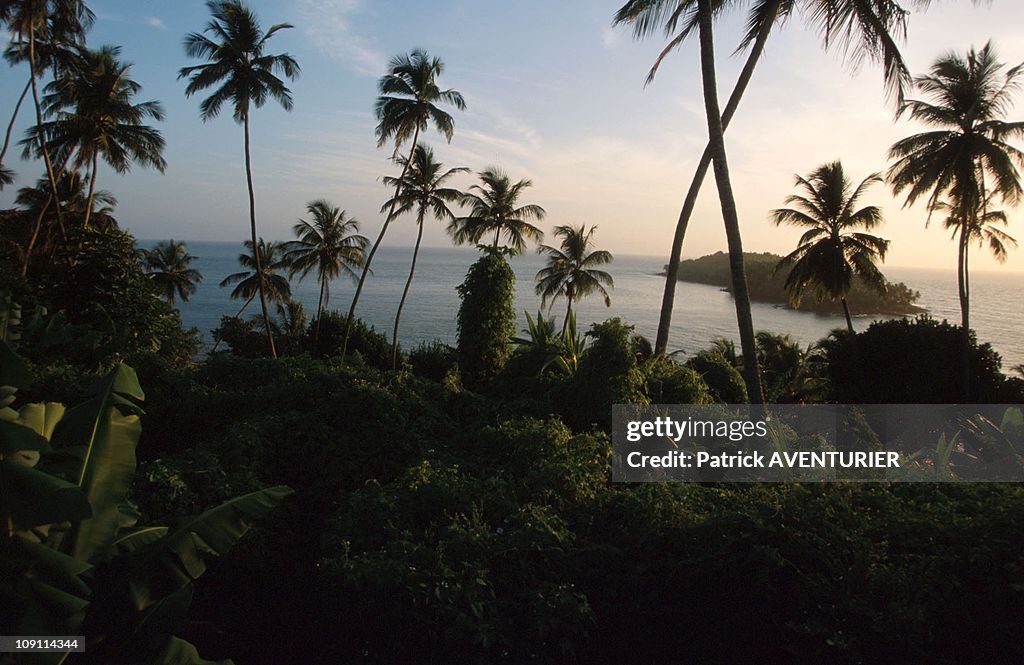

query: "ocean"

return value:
[168, 241, 1024, 371]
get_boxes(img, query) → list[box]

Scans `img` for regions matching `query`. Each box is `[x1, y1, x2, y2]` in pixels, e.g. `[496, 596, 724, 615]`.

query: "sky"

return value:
[3, 0, 1024, 273]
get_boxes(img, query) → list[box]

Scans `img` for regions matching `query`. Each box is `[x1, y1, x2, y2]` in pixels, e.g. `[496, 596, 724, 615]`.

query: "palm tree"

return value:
[0, 164, 12, 188]
[282, 200, 368, 350]
[613, 0, 955, 358]
[24, 45, 166, 229]
[0, 0, 94, 241]
[771, 161, 890, 334]
[449, 168, 546, 253]
[219, 239, 293, 316]
[380, 144, 467, 370]
[888, 42, 1024, 335]
[341, 49, 465, 358]
[141, 239, 204, 305]
[535, 224, 614, 336]
[179, 0, 300, 359]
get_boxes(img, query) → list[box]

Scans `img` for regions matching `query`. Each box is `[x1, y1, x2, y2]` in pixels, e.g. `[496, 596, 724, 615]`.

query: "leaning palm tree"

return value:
[771, 161, 890, 334]
[341, 49, 465, 358]
[448, 167, 546, 253]
[141, 239, 204, 305]
[380, 144, 467, 370]
[282, 200, 368, 350]
[613, 0, 965, 363]
[24, 45, 166, 229]
[535, 224, 615, 336]
[213, 238, 292, 353]
[179, 0, 300, 359]
[889, 41, 1024, 336]
[1, 0, 94, 240]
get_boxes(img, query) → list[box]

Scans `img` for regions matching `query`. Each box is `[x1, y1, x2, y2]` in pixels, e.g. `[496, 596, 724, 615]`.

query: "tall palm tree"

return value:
[282, 200, 368, 350]
[341, 49, 465, 358]
[0, 0, 94, 240]
[613, 0, 960, 357]
[888, 42, 1024, 335]
[141, 239, 204, 305]
[24, 45, 166, 229]
[448, 168, 546, 253]
[380, 144, 467, 370]
[771, 161, 890, 334]
[179, 0, 300, 359]
[535, 224, 615, 336]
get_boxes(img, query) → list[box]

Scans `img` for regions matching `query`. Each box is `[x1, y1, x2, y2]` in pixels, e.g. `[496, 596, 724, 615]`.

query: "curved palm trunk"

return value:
[0, 77, 32, 166]
[697, 0, 764, 404]
[562, 285, 574, 338]
[957, 223, 971, 401]
[654, 0, 780, 356]
[21, 151, 74, 276]
[341, 123, 422, 358]
[392, 216, 425, 371]
[28, 25, 66, 245]
[83, 152, 98, 230]
[314, 274, 327, 353]
[243, 112, 277, 358]
[841, 297, 854, 334]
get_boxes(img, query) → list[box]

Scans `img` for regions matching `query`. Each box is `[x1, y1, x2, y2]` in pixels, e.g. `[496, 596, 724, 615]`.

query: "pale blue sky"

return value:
[3, 0, 1024, 272]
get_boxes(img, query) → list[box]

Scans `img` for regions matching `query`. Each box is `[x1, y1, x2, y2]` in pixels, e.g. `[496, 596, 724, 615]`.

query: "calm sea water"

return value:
[167, 241, 1024, 371]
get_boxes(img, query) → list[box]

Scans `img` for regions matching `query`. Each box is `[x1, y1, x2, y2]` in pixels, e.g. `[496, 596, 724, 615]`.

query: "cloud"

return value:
[296, 0, 387, 76]
[144, 16, 166, 30]
[601, 27, 622, 49]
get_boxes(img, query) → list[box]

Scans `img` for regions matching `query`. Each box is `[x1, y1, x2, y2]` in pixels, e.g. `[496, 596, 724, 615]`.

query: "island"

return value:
[667, 251, 926, 315]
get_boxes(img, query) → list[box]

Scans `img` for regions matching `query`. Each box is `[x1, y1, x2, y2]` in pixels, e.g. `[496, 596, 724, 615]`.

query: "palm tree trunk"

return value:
[493, 227, 500, 249]
[697, 0, 764, 404]
[341, 123, 422, 359]
[28, 24, 66, 245]
[957, 223, 971, 401]
[841, 297, 854, 334]
[314, 274, 326, 353]
[392, 217, 425, 371]
[20, 151, 74, 276]
[654, 0, 780, 356]
[562, 291, 573, 339]
[243, 111, 277, 359]
[0, 77, 31, 166]
[83, 151, 98, 230]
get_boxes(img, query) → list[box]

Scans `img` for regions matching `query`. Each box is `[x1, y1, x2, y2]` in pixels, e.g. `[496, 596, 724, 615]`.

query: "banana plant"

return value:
[0, 339, 292, 664]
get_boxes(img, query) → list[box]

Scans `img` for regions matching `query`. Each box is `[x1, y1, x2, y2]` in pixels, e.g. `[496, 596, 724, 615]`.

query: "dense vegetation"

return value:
[673, 251, 924, 315]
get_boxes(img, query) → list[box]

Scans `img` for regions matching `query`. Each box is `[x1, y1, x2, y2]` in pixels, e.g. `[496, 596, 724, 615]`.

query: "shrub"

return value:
[687, 349, 749, 403]
[409, 339, 458, 381]
[641, 356, 712, 405]
[821, 316, 1012, 403]
[457, 249, 516, 387]
[311, 311, 394, 369]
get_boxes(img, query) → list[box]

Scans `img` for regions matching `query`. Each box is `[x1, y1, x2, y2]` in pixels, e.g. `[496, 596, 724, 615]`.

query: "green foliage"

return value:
[408, 339, 458, 382]
[27, 229, 200, 367]
[641, 356, 712, 405]
[822, 316, 1019, 403]
[456, 249, 516, 387]
[0, 349, 290, 664]
[675, 251, 923, 315]
[313, 311, 394, 369]
[687, 349, 749, 403]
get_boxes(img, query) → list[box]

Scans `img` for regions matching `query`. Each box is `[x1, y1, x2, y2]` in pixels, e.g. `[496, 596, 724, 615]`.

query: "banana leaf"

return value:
[1, 460, 92, 529]
[50, 365, 145, 563]
[125, 487, 293, 610]
[154, 636, 234, 665]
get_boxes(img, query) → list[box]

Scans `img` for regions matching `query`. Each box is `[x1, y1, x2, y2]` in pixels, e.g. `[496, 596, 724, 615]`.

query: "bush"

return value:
[457, 249, 516, 387]
[687, 349, 749, 403]
[641, 356, 712, 405]
[821, 316, 1014, 403]
[409, 339, 458, 381]
[311, 311, 394, 369]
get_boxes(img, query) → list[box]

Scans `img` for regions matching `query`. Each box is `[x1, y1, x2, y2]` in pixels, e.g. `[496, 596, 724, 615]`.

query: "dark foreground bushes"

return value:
[132, 355, 1024, 665]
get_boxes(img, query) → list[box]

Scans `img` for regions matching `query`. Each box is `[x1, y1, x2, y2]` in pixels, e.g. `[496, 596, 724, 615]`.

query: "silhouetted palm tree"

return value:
[449, 168, 546, 253]
[342, 49, 465, 358]
[889, 41, 1024, 337]
[535, 224, 614, 335]
[0, 164, 12, 188]
[142, 239, 203, 305]
[179, 0, 300, 359]
[1, 0, 94, 239]
[772, 161, 890, 333]
[381, 144, 466, 370]
[24, 45, 166, 229]
[220, 239, 292, 316]
[282, 200, 368, 350]
[613, 0, 950, 362]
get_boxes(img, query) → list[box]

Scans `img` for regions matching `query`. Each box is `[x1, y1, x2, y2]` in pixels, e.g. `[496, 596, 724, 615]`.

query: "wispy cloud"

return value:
[144, 16, 167, 30]
[601, 27, 622, 49]
[296, 0, 386, 76]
